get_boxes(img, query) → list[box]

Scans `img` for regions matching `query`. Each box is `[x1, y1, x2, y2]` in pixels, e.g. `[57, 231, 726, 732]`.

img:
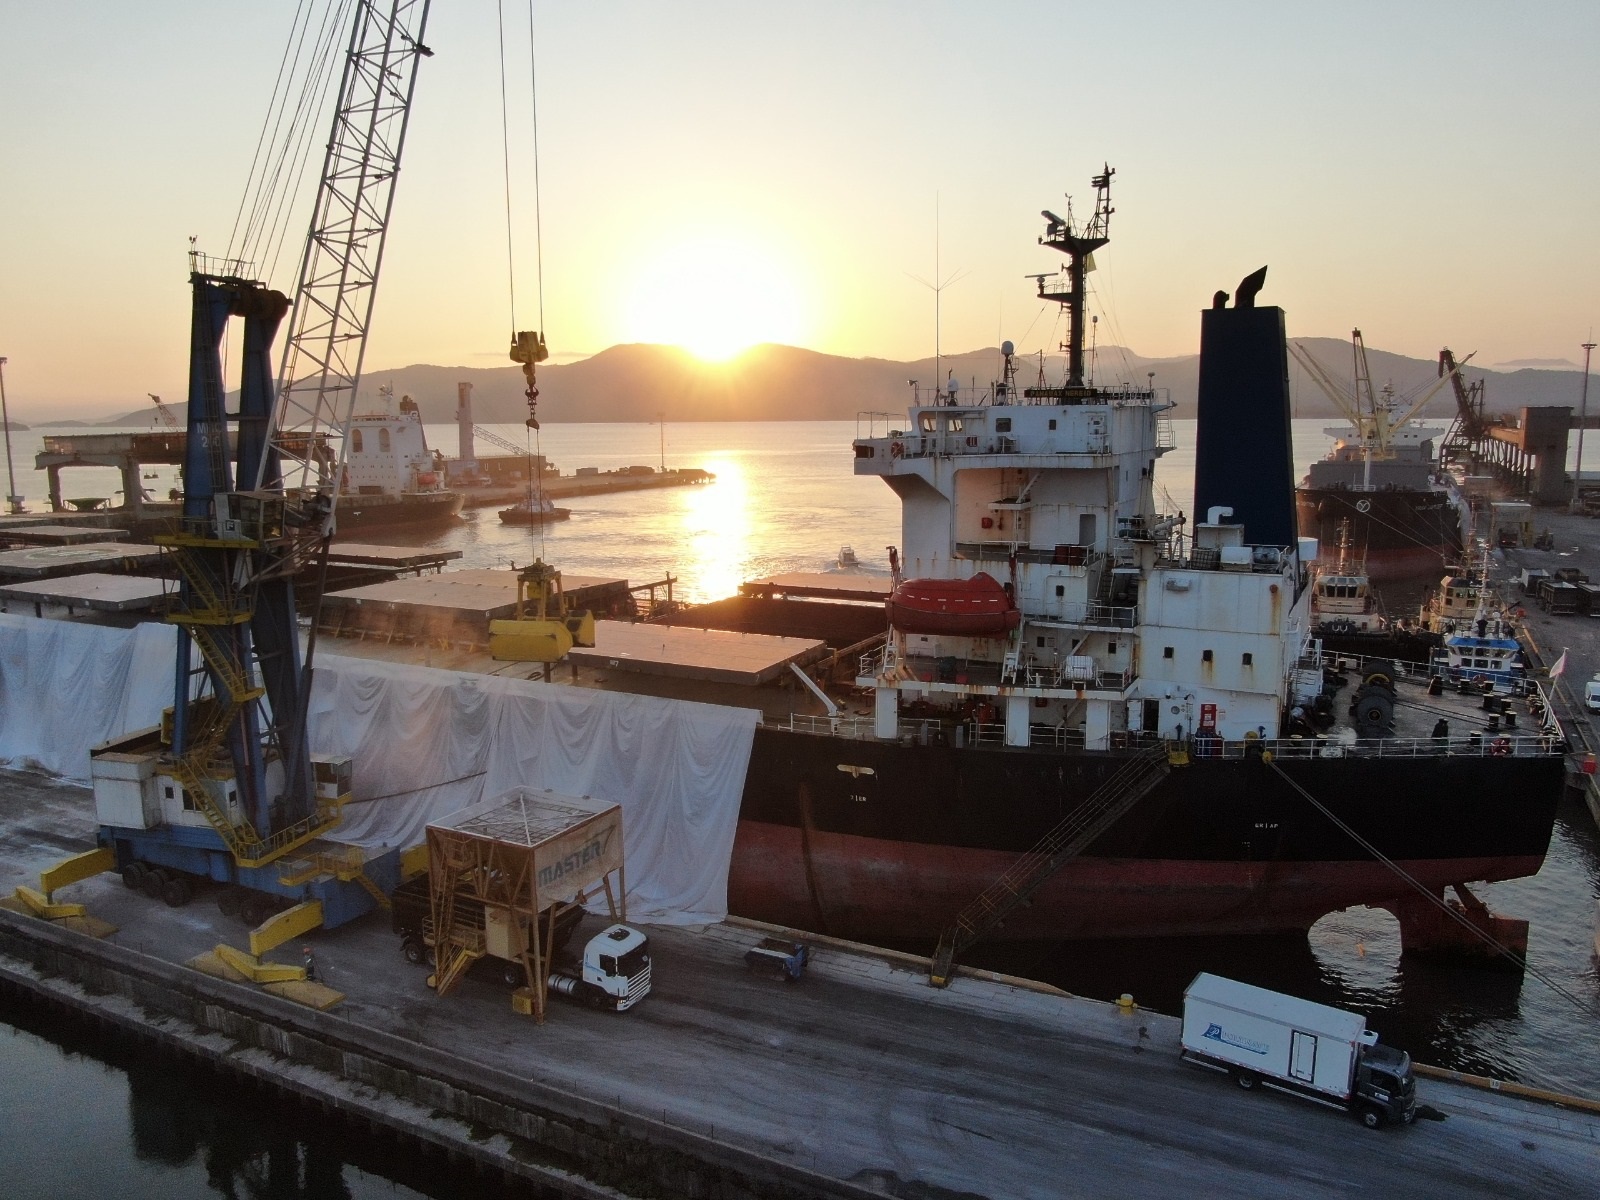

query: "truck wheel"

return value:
[140, 869, 169, 900]
[1234, 1070, 1257, 1091]
[1401, 1107, 1416, 1125]
[217, 888, 244, 917]
[502, 962, 525, 988]
[401, 937, 426, 966]
[121, 863, 147, 890]
[1361, 1107, 1383, 1130]
[161, 876, 192, 907]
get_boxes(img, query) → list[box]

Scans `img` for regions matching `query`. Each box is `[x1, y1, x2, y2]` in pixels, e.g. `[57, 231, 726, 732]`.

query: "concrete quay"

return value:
[2, 770, 1598, 1200]
[1499, 505, 1600, 828]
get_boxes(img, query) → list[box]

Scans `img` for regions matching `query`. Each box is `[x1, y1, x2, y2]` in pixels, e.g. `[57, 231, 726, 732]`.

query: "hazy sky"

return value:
[2, 1, 1596, 417]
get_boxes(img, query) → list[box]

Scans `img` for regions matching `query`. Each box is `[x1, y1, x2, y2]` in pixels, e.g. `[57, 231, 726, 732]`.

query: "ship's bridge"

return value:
[852, 382, 1173, 475]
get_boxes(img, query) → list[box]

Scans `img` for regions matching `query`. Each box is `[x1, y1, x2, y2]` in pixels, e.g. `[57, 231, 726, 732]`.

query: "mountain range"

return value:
[79, 339, 1595, 429]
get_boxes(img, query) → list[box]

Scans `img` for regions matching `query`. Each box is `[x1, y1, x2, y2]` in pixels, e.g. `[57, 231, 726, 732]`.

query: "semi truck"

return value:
[1181, 972, 1417, 1128]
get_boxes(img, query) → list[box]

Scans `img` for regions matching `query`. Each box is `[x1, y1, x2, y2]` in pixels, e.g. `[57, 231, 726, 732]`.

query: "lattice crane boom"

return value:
[258, 0, 433, 558]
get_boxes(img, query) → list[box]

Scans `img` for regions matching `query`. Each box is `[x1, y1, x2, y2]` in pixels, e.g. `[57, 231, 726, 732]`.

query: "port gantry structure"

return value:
[164, 0, 433, 870]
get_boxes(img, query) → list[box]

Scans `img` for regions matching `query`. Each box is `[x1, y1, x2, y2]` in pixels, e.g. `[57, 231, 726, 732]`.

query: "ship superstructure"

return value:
[854, 168, 1314, 749]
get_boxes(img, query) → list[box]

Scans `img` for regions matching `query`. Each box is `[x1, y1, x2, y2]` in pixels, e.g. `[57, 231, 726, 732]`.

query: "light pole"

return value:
[1576, 340, 1596, 512]
[0, 356, 22, 514]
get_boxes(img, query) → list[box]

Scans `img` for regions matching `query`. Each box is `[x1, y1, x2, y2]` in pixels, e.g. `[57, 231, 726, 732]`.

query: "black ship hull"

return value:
[728, 727, 1561, 944]
[1297, 486, 1465, 582]
[333, 489, 464, 537]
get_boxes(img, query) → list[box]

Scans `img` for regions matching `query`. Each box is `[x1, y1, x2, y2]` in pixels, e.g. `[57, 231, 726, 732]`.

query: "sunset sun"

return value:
[621, 234, 807, 361]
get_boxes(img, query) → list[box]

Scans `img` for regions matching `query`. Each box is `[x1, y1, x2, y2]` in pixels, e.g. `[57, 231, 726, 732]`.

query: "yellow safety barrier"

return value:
[13, 885, 87, 921]
[247, 899, 324, 959]
[39, 848, 115, 897]
[213, 942, 308, 985]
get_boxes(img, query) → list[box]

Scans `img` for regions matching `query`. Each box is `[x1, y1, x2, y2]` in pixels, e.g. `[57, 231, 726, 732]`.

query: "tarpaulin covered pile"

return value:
[0, 615, 758, 924]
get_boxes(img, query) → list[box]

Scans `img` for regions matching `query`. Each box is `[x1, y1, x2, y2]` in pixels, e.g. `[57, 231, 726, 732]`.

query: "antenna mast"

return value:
[1035, 164, 1114, 389]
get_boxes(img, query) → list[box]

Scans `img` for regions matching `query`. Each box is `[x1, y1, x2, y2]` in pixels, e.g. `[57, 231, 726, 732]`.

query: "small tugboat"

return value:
[1310, 520, 1384, 636]
[498, 492, 571, 524]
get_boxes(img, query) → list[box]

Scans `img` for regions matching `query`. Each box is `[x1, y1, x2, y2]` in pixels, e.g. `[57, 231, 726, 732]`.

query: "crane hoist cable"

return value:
[499, 0, 550, 561]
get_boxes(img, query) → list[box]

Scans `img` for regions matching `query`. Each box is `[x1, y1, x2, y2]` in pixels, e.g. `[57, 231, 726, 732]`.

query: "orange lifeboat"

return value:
[887, 573, 1020, 637]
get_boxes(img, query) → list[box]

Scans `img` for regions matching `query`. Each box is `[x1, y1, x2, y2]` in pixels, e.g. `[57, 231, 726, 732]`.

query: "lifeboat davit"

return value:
[887, 572, 1021, 637]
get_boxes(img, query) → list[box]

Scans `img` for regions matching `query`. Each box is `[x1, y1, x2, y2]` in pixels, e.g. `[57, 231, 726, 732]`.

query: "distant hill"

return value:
[99, 340, 1593, 428]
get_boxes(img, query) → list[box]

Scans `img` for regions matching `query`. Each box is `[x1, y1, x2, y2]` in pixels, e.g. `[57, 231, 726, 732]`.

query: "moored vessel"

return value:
[1292, 332, 1470, 583]
[726, 168, 1562, 951]
[335, 388, 464, 535]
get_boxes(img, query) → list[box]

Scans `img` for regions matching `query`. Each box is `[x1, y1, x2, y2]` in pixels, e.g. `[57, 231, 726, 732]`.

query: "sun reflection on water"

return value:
[678, 456, 749, 602]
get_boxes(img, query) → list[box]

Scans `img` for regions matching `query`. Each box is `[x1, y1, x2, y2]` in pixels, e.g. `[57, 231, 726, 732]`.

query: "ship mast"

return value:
[1035, 165, 1114, 389]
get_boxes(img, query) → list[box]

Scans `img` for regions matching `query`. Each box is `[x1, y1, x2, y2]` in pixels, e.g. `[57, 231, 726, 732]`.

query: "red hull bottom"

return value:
[727, 821, 1541, 943]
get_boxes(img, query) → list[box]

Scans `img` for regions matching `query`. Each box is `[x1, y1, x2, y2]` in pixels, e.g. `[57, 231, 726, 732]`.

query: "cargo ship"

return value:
[720, 169, 1562, 949]
[333, 388, 463, 536]
[1292, 333, 1470, 583]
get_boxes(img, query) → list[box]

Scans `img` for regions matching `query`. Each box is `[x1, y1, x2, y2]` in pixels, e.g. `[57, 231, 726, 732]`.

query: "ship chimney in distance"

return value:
[457, 381, 474, 462]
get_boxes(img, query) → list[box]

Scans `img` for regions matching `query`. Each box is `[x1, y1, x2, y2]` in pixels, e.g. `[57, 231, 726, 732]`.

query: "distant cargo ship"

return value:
[1292, 334, 1469, 582]
[334, 388, 463, 536]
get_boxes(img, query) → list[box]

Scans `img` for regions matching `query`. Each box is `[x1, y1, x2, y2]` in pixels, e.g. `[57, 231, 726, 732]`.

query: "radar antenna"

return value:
[1034, 165, 1114, 389]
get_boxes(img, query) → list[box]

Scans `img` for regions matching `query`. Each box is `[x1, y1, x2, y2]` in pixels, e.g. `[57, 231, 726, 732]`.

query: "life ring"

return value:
[890, 441, 904, 458]
[1490, 736, 1511, 757]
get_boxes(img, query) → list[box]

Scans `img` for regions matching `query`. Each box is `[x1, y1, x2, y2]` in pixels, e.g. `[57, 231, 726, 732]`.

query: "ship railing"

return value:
[954, 544, 1107, 571]
[1191, 734, 1560, 761]
[1044, 600, 1138, 629]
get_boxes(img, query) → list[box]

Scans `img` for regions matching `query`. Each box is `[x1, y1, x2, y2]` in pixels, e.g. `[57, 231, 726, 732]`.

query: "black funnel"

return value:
[1192, 276, 1296, 548]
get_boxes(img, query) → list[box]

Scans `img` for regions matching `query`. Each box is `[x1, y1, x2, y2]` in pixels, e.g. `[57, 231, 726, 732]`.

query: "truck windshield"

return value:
[616, 942, 650, 977]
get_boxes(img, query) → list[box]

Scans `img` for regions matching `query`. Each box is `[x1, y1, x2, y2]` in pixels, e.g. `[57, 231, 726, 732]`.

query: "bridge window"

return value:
[351, 429, 363, 453]
[996, 418, 1012, 433]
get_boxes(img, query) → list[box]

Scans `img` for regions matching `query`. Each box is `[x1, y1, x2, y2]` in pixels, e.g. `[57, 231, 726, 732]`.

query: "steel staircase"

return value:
[157, 533, 342, 868]
[929, 745, 1174, 986]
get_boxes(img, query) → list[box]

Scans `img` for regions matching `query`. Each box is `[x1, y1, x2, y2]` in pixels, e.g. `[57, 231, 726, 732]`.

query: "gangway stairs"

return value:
[929, 745, 1173, 986]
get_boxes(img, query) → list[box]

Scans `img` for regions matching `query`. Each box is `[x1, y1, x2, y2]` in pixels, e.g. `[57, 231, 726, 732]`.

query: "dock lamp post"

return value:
[0, 356, 22, 514]
[1577, 341, 1597, 513]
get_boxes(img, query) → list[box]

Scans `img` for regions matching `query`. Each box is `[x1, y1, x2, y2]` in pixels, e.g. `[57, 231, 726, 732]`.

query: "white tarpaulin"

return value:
[308, 656, 758, 925]
[0, 615, 759, 925]
[0, 613, 177, 780]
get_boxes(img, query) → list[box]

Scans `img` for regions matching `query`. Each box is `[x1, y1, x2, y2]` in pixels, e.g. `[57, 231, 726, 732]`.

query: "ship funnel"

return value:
[1192, 277, 1296, 553]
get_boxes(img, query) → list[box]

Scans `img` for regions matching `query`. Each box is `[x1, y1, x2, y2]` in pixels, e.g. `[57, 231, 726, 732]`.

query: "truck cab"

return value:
[580, 924, 652, 1011]
[1584, 676, 1600, 713]
[1353, 1040, 1417, 1127]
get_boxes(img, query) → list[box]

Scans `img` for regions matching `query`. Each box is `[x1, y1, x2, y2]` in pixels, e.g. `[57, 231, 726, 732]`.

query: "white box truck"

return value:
[1181, 973, 1417, 1128]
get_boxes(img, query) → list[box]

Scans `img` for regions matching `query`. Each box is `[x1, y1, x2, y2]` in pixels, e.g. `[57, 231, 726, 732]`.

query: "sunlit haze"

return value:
[1, 2, 1596, 417]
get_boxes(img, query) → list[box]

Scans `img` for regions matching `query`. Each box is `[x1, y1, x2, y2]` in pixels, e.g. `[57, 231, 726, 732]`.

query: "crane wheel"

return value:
[161, 876, 193, 908]
[240, 894, 273, 926]
[121, 863, 147, 891]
